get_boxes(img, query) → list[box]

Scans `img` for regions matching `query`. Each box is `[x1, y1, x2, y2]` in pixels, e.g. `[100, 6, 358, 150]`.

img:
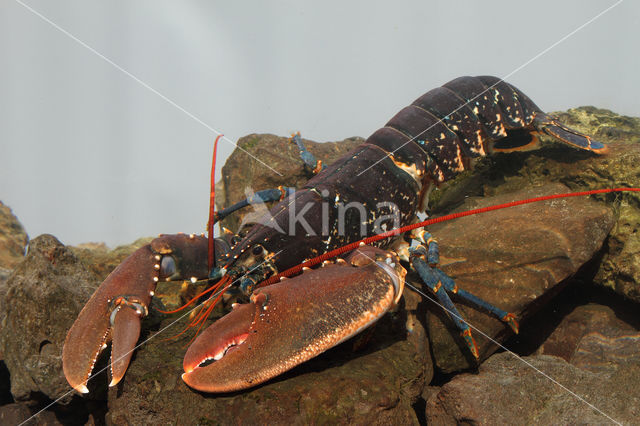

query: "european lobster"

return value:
[62, 75, 609, 394]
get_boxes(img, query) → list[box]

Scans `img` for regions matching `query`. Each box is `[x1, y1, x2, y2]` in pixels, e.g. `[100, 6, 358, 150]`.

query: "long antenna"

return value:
[208, 134, 223, 271]
[259, 187, 640, 287]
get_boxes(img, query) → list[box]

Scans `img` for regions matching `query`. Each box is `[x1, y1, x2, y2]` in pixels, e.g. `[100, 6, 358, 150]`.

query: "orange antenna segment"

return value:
[208, 134, 224, 271]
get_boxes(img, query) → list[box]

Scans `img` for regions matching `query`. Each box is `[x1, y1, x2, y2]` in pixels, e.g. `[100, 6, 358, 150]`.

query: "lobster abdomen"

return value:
[368, 75, 547, 185]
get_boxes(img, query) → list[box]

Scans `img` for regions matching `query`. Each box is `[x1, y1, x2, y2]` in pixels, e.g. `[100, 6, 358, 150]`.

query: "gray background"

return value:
[1, 0, 638, 247]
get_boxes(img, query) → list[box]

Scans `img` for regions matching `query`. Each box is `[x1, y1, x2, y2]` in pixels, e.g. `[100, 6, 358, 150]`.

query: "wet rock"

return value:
[0, 235, 98, 402]
[431, 107, 640, 303]
[215, 134, 362, 232]
[0, 201, 28, 271]
[106, 289, 429, 424]
[426, 342, 640, 424]
[424, 183, 614, 373]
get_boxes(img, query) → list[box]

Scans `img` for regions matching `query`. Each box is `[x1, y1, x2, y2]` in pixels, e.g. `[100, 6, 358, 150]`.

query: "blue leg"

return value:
[411, 253, 480, 358]
[410, 232, 519, 359]
[214, 186, 295, 224]
[290, 132, 325, 174]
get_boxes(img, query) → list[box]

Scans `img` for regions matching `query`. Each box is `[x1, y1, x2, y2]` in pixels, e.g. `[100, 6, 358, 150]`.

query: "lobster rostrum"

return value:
[63, 76, 609, 394]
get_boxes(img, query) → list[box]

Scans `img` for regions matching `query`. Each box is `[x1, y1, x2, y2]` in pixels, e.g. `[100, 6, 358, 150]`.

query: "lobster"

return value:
[62, 75, 608, 394]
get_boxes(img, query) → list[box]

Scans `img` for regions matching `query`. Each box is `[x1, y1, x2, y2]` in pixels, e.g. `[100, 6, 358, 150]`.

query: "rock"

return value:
[426, 288, 640, 425]
[70, 237, 153, 281]
[430, 107, 640, 303]
[426, 341, 640, 424]
[0, 235, 98, 402]
[0, 201, 28, 271]
[215, 134, 362, 232]
[536, 303, 637, 362]
[0, 403, 36, 425]
[106, 289, 430, 424]
[0, 402, 61, 425]
[0, 268, 10, 288]
[423, 183, 614, 373]
[0, 201, 28, 376]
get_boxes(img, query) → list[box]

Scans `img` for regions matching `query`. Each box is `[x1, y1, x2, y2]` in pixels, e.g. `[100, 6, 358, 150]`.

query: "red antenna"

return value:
[259, 187, 640, 287]
[208, 134, 223, 271]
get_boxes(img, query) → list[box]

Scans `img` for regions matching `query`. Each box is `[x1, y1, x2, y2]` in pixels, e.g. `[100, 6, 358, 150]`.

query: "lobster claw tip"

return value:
[109, 305, 143, 387]
[181, 302, 257, 393]
[74, 384, 90, 394]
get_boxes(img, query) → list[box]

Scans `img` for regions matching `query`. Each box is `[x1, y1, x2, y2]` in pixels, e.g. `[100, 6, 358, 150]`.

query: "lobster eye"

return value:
[251, 245, 264, 256]
[160, 256, 176, 278]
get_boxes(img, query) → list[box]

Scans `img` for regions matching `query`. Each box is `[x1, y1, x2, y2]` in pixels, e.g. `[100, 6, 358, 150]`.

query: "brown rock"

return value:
[0, 235, 98, 402]
[0, 403, 33, 425]
[70, 237, 153, 281]
[426, 292, 640, 424]
[0, 201, 28, 271]
[424, 183, 614, 373]
[215, 134, 362, 232]
[537, 303, 636, 362]
[0, 402, 61, 425]
[426, 345, 640, 425]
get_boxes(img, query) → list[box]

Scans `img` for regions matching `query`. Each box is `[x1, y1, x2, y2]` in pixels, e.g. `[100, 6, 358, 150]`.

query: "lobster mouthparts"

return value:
[182, 250, 405, 393]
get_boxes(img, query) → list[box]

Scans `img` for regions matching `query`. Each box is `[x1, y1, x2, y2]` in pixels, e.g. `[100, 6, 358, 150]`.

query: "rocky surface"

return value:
[0, 201, 28, 272]
[69, 237, 153, 281]
[426, 350, 640, 425]
[535, 303, 638, 362]
[0, 235, 98, 403]
[426, 300, 640, 425]
[0, 402, 61, 425]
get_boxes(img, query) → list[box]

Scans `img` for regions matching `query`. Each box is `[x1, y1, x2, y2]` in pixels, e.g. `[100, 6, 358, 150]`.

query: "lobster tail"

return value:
[369, 76, 608, 187]
[533, 112, 608, 153]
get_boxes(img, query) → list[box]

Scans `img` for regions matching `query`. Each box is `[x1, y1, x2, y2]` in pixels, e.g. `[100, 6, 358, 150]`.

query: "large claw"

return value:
[182, 246, 406, 393]
[63, 234, 209, 393]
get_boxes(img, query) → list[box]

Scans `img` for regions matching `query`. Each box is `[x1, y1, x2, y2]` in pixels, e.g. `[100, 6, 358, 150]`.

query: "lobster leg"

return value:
[290, 132, 325, 174]
[214, 187, 295, 224]
[181, 245, 406, 393]
[410, 234, 518, 359]
[63, 233, 212, 393]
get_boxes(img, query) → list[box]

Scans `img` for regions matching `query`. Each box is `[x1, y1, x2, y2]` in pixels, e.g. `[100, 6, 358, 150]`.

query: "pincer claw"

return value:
[62, 244, 157, 393]
[182, 246, 406, 393]
[63, 233, 211, 393]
